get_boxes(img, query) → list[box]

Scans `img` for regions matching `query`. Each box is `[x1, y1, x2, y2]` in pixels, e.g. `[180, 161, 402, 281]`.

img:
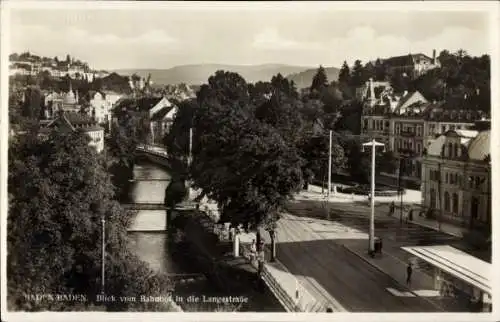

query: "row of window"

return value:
[429, 189, 460, 215]
[396, 124, 423, 137]
[443, 142, 462, 159]
[363, 119, 472, 137]
[427, 123, 466, 136]
[363, 119, 389, 132]
[395, 139, 422, 155]
[429, 170, 485, 189]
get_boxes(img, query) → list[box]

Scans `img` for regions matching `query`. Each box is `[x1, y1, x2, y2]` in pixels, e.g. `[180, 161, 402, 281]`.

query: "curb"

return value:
[408, 220, 463, 238]
[341, 243, 445, 311]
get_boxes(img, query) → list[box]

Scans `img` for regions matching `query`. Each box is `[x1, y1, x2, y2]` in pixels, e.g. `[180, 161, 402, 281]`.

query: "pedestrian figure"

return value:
[389, 201, 395, 216]
[250, 239, 257, 263]
[257, 247, 265, 276]
[406, 263, 413, 287]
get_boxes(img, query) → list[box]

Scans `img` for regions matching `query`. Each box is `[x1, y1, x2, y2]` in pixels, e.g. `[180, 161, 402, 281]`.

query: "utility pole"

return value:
[399, 158, 404, 225]
[186, 127, 193, 201]
[101, 216, 106, 294]
[327, 130, 332, 219]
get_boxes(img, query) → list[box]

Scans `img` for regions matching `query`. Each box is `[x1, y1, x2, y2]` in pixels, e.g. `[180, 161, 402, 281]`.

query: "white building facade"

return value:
[421, 130, 491, 229]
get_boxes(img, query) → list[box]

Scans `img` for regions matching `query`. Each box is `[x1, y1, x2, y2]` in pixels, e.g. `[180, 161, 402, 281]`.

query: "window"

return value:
[441, 125, 446, 133]
[448, 143, 454, 158]
[454, 143, 459, 158]
[475, 177, 482, 189]
[452, 193, 459, 214]
[364, 119, 368, 130]
[468, 176, 474, 189]
[430, 188, 437, 208]
[417, 143, 421, 154]
[444, 192, 450, 211]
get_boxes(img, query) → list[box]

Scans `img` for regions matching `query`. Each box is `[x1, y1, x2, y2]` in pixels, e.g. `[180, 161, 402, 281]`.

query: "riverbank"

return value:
[170, 209, 285, 312]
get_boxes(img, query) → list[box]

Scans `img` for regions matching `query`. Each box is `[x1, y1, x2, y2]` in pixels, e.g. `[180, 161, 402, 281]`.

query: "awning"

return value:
[402, 245, 491, 294]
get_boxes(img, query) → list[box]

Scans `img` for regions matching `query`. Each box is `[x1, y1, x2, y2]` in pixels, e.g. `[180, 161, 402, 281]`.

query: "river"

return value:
[123, 159, 284, 312]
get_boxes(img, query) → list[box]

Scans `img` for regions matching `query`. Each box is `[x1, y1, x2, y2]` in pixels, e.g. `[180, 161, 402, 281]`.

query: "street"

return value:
[267, 212, 440, 312]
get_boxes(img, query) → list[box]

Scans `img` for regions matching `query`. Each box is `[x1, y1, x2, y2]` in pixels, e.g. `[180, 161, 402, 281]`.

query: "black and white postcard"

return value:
[1, 1, 498, 321]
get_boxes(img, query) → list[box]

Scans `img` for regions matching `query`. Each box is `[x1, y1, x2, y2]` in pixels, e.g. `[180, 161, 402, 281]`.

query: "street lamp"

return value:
[362, 139, 385, 254]
[326, 130, 333, 220]
[101, 215, 106, 294]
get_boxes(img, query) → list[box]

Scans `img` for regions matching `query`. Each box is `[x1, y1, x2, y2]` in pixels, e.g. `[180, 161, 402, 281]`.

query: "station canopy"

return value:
[402, 245, 491, 294]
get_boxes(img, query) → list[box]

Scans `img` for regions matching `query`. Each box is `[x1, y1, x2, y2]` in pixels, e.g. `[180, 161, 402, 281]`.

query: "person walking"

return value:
[406, 262, 413, 287]
[389, 201, 395, 216]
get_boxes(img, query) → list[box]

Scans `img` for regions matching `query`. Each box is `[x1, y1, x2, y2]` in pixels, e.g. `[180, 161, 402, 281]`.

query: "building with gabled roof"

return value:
[360, 83, 484, 182]
[379, 50, 440, 78]
[40, 111, 104, 153]
[150, 102, 178, 145]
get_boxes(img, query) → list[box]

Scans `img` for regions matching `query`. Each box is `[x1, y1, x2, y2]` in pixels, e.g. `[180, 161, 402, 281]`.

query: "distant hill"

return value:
[286, 67, 340, 89]
[113, 64, 313, 86]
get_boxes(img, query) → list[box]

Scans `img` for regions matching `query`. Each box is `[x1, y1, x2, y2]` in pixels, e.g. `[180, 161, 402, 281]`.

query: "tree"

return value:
[8, 130, 173, 311]
[338, 61, 351, 85]
[163, 98, 197, 163]
[21, 86, 44, 120]
[350, 60, 365, 88]
[297, 132, 345, 189]
[310, 65, 328, 94]
[374, 59, 387, 81]
[191, 71, 304, 255]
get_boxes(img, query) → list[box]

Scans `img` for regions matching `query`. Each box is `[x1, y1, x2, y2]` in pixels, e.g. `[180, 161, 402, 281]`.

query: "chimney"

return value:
[432, 49, 436, 64]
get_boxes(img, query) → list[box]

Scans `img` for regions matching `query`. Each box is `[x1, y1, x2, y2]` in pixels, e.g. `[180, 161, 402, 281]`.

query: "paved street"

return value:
[287, 191, 490, 263]
[264, 213, 440, 312]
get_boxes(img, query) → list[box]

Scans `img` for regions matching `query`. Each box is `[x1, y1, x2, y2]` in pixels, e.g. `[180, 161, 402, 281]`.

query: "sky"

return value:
[5, 2, 493, 70]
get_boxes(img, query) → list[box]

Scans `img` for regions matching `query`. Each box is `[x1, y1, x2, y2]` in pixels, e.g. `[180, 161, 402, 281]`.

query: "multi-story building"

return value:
[44, 82, 80, 114]
[360, 78, 487, 182]
[421, 129, 491, 229]
[112, 95, 176, 145]
[88, 91, 123, 125]
[150, 103, 178, 145]
[381, 50, 441, 78]
[39, 111, 105, 153]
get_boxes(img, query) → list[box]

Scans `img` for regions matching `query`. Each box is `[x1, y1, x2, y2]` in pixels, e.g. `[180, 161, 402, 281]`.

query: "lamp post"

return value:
[327, 130, 332, 220]
[101, 215, 106, 294]
[362, 139, 385, 253]
[399, 157, 404, 225]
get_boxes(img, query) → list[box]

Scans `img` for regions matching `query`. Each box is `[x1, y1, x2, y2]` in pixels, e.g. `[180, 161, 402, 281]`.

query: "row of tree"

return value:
[336, 50, 490, 111]
[8, 111, 175, 311]
[164, 69, 399, 254]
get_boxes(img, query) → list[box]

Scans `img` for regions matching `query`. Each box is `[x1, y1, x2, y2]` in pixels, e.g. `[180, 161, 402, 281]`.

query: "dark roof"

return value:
[64, 112, 95, 126]
[151, 105, 176, 122]
[112, 96, 163, 114]
[383, 53, 432, 67]
[423, 106, 484, 122]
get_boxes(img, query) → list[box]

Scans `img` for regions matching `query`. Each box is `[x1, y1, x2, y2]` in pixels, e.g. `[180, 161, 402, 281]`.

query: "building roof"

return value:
[467, 130, 490, 161]
[402, 245, 491, 295]
[151, 104, 177, 122]
[383, 53, 433, 67]
[44, 112, 101, 132]
[113, 96, 164, 114]
[425, 129, 490, 161]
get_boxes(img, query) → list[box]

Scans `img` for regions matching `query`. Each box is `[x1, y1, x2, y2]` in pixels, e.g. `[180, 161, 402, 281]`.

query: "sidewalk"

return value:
[298, 184, 465, 238]
[342, 239, 466, 312]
